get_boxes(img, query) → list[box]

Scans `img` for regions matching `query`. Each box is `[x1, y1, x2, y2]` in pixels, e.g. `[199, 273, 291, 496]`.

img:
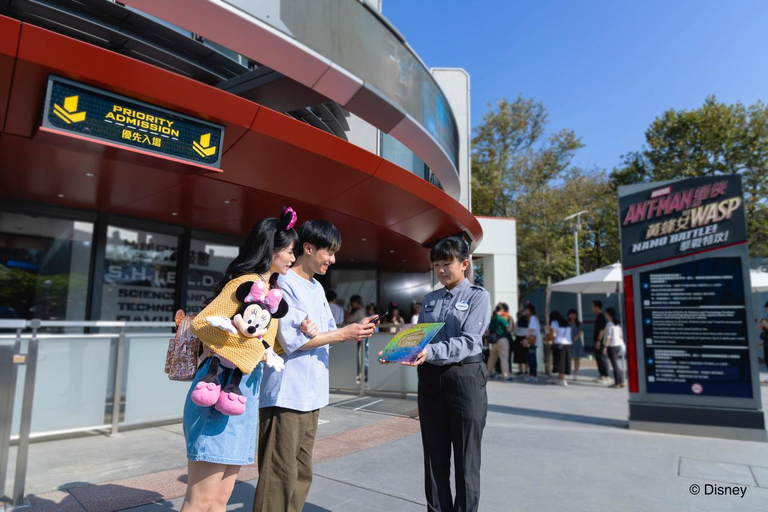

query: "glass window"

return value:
[381, 132, 428, 179]
[0, 213, 93, 320]
[100, 226, 178, 322]
[186, 239, 239, 313]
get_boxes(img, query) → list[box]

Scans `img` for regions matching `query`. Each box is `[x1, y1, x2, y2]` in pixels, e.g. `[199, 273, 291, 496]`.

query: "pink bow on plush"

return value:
[244, 281, 283, 314]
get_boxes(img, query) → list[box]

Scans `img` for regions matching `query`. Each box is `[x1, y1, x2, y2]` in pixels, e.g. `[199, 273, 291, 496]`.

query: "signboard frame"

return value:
[41, 75, 225, 171]
[618, 175, 765, 441]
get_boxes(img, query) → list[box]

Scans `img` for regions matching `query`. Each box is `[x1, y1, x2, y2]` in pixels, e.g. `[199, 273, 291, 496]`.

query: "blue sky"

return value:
[383, 0, 768, 172]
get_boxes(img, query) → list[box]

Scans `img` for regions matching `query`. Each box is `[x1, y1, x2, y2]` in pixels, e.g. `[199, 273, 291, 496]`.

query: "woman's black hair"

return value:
[430, 236, 470, 263]
[567, 308, 581, 327]
[525, 302, 536, 316]
[764, 301, 768, 308]
[516, 311, 529, 328]
[549, 310, 568, 326]
[605, 307, 621, 325]
[295, 220, 341, 256]
[211, 207, 299, 298]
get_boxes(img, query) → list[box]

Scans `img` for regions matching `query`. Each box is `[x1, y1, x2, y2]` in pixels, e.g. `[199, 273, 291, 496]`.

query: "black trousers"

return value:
[594, 342, 610, 377]
[417, 361, 488, 512]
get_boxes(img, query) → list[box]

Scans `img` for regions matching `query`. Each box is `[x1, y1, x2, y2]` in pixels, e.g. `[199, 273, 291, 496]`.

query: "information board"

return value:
[42, 75, 224, 169]
[640, 257, 752, 398]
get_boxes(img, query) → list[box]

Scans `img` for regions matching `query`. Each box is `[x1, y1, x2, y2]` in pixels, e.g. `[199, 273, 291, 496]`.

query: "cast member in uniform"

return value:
[381, 235, 491, 511]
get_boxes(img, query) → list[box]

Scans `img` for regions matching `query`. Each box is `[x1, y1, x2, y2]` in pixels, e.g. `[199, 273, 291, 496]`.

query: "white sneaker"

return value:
[559, 379, 568, 386]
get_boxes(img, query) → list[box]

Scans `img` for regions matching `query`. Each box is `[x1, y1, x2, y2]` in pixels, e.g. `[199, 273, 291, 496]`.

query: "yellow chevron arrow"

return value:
[192, 133, 217, 157]
[53, 95, 86, 124]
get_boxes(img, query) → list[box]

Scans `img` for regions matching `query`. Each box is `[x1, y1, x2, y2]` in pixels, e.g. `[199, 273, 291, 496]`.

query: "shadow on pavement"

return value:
[487, 404, 628, 428]
[27, 482, 166, 512]
[303, 504, 333, 511]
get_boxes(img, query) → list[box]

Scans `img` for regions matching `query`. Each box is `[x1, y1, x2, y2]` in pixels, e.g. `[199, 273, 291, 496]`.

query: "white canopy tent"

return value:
[751, 270, 768, 293]
[550, 262, 768, 294]
[550, 262, 623, 294]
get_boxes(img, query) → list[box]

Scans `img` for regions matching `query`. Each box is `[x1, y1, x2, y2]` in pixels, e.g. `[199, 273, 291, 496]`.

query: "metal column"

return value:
[10, 319, 39, 509]
[0, 323, 24, 503]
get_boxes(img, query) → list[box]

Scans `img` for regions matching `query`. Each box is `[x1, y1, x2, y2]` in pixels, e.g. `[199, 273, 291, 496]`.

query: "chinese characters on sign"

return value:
[619, 177, 747, 269]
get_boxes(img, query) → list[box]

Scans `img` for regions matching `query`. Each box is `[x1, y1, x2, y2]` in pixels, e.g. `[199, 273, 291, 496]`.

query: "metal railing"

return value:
[0, 319, 174, 509]
[0, 319, 421, 508]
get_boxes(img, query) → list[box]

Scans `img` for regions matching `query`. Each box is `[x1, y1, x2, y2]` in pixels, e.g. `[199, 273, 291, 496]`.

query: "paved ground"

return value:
[4, 364, 768, 511]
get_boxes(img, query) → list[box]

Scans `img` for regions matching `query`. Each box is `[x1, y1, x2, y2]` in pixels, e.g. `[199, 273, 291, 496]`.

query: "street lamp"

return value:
[564, 211, 588, 322]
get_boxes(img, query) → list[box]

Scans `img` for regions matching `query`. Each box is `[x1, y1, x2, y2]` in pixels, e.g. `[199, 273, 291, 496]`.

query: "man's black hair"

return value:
[430, 236, 470, 263]
[296, 220, 341, 256]
[326, 289, 337, 302]
[592, 300, 603, 309]
[350, 295, 362, 305]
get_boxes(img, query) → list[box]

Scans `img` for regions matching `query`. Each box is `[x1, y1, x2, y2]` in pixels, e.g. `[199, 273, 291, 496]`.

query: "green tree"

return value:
[565, 170, 621, 271]
[611, 96, 768, 257]
[472, 97, 611, 315]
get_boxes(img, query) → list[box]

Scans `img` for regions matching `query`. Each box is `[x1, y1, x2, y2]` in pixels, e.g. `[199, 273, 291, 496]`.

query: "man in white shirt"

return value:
[254, 220, 376, 512]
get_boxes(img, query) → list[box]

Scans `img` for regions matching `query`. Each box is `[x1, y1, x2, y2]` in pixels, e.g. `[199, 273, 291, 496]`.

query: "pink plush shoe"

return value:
[214, 391, 247, 416]
[190, 381, 220, 407]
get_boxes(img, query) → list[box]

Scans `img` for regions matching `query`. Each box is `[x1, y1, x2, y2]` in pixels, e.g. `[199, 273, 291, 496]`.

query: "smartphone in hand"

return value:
[369, 311, 389, 324]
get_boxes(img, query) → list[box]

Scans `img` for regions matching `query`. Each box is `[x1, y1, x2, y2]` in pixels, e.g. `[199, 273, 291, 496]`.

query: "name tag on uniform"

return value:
[425, 300, 436, 312]
[456, 302, 469, 311]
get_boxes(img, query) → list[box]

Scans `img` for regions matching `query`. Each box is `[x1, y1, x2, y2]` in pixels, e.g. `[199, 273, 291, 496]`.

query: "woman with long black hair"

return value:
[603, 307, 626, 389]
[548, 310, 573, 386]
[181, 207, 299, 512]
[567, 308, 585, 381]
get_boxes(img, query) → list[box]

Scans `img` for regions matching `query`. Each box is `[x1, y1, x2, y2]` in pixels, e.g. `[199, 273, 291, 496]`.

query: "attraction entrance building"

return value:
[0, 0, 488, 323]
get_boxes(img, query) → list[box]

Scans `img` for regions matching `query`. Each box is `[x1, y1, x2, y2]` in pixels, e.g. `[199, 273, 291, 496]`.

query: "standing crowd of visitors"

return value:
[484, 300, 626, 388]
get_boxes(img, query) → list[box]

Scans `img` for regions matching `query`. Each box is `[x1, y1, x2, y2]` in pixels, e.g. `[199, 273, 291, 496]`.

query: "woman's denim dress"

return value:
[182, 357, 264, 465]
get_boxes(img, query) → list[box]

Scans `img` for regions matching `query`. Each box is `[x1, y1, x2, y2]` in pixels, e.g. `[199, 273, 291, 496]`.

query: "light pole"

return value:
[565, 211, 588, 322]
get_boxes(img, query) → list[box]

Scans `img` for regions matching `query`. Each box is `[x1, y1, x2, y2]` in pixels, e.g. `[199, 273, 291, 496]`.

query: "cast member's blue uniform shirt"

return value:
[418, 279, 491, 365]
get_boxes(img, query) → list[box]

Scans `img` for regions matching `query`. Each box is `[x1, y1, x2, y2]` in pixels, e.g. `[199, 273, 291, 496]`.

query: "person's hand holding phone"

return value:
[341, 317, 376, 342]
